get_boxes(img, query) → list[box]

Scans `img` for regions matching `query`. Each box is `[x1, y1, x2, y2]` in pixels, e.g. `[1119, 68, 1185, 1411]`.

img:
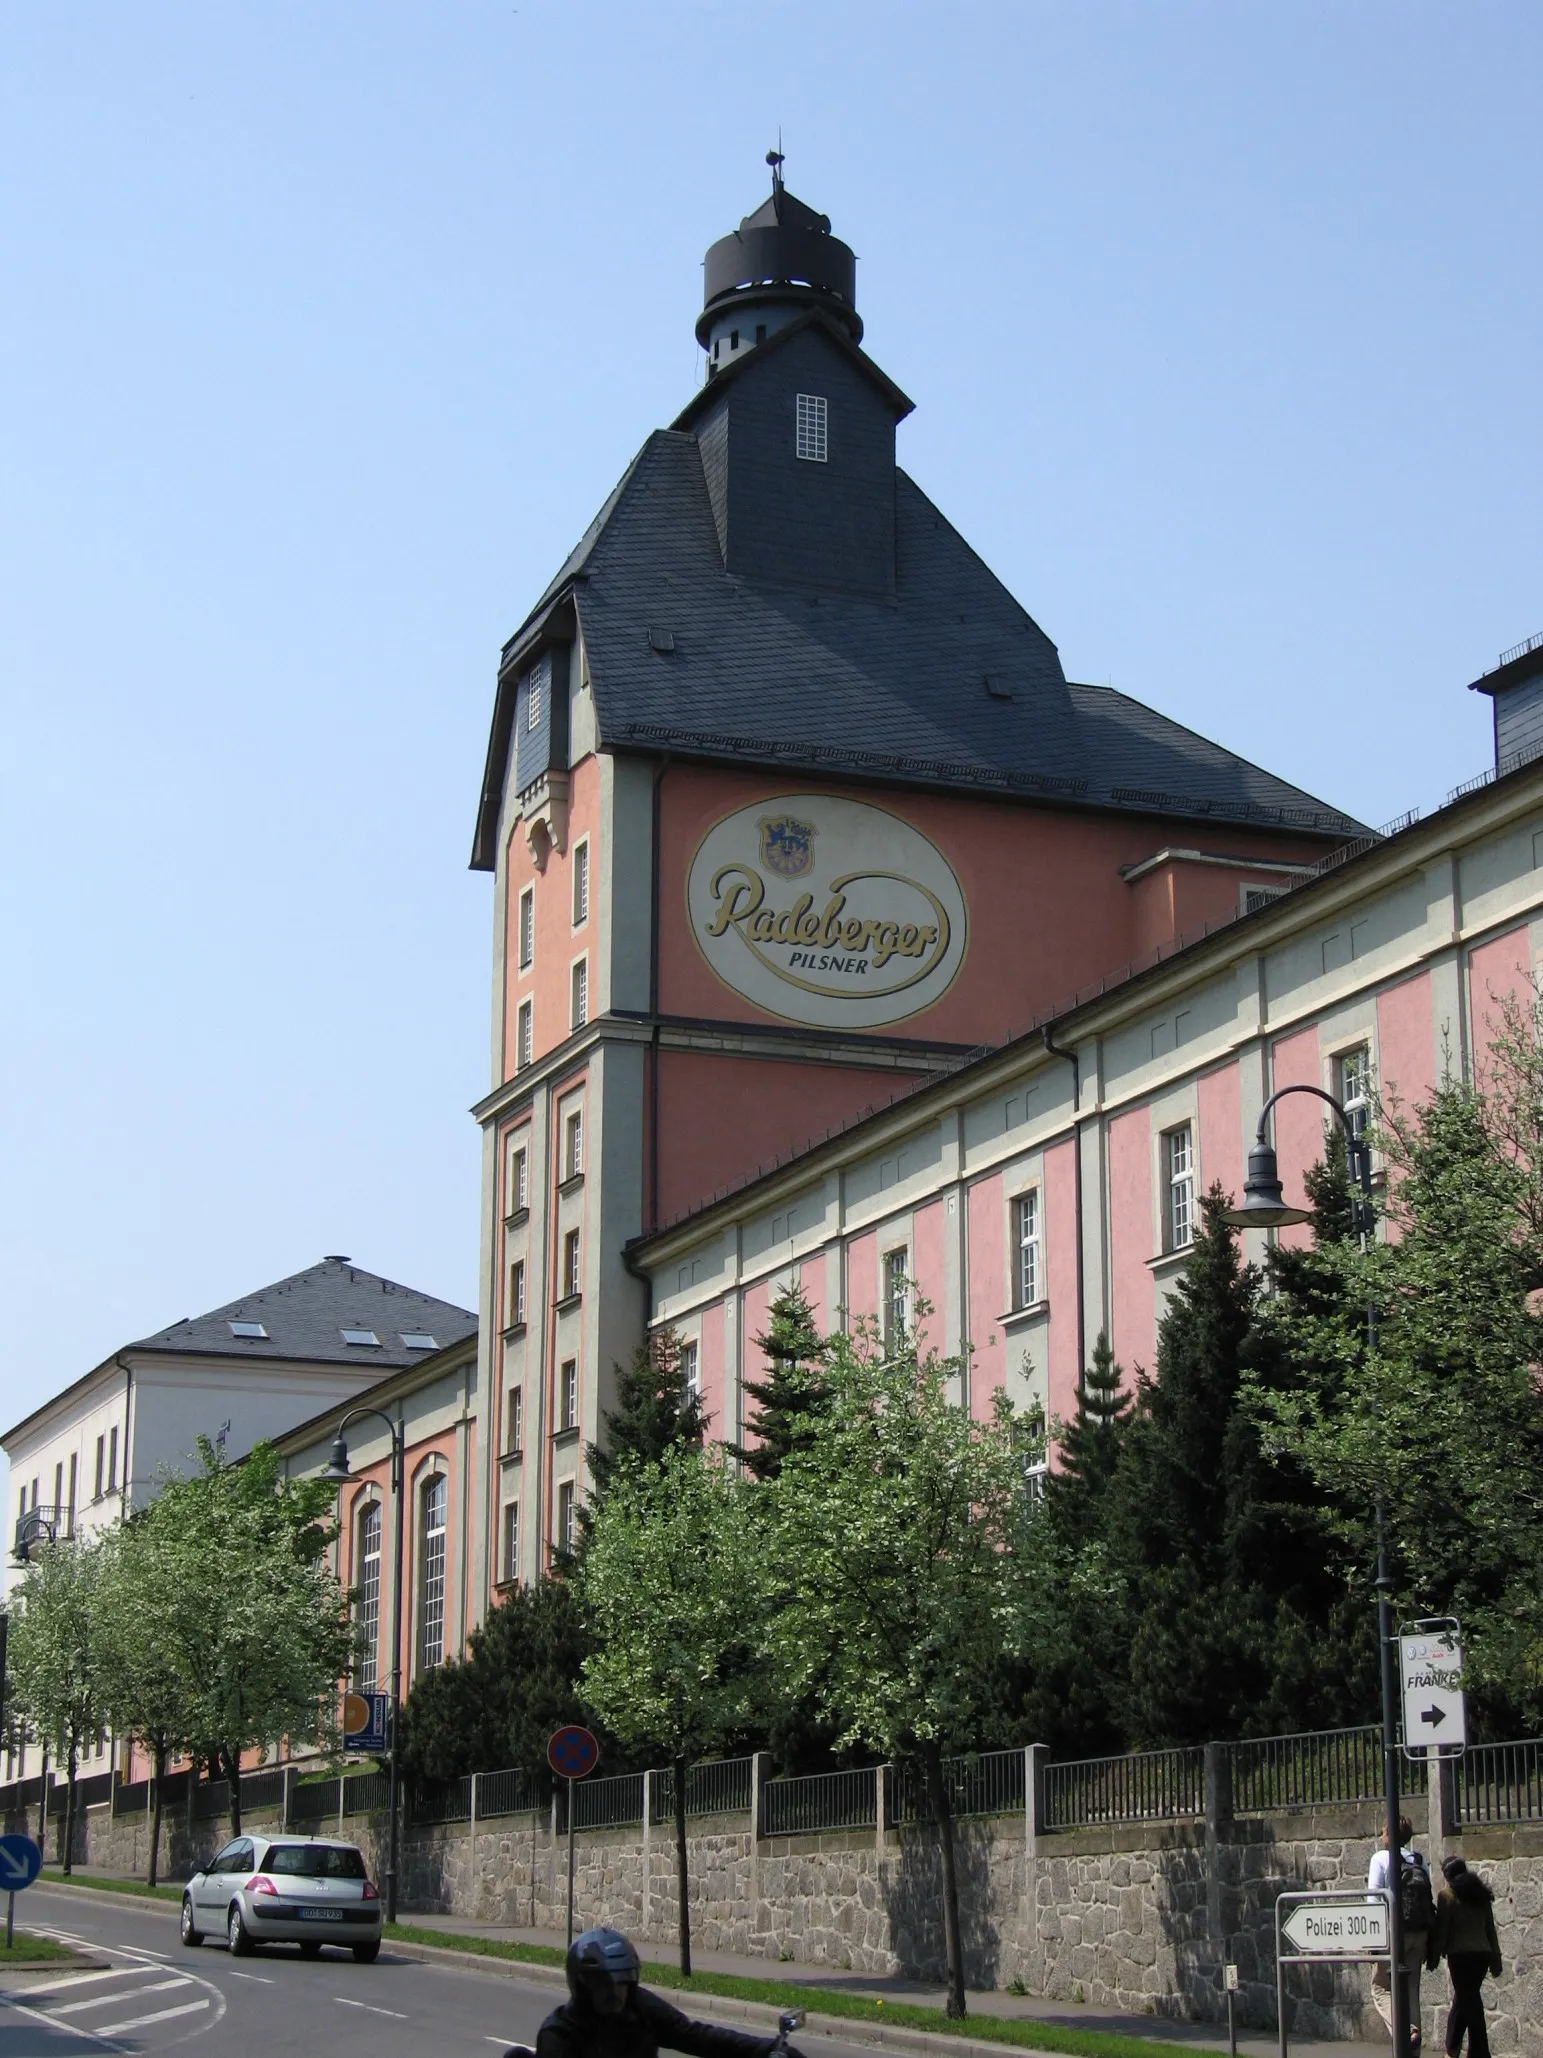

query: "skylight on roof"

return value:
[341, 1328, 381, 1347]
[400, 1333, 438, 1351]
[229, 1321, 268, 1340]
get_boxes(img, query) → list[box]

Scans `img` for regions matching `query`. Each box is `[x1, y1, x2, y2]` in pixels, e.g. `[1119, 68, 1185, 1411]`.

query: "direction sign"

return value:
[343, 1691, 390, 1754]
[1400, 1621, 1466, 1757]
[0, 1836, 42, 1893]
[1279, 1895, 1388, 1956]
[547, 1725, 600, 1781]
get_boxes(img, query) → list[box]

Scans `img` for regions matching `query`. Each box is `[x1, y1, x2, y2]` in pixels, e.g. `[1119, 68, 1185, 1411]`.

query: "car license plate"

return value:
[297, 1908, 345, 1921]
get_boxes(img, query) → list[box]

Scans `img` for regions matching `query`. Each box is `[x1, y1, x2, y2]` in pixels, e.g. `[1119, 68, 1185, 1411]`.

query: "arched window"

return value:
[355, 1502, 381, 1694]
[418, 1476, 447, 1673]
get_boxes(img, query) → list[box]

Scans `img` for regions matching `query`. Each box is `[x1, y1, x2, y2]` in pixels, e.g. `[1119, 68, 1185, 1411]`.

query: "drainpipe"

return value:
[647, 759, 670, 1234]
[1041, 1025, 1086, 1384]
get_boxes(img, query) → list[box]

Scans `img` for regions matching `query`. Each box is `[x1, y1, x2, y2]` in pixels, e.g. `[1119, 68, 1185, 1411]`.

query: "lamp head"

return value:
[321, 1433, 351, 1482]
[1222, 1140, 1313, 1230]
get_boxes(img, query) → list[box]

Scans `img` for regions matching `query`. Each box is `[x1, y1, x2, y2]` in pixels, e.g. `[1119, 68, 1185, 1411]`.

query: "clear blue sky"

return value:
[2, 3, 1539, 1449]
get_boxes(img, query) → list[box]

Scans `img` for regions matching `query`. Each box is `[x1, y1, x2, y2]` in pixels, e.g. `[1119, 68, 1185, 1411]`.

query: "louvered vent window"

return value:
[527, 659, 545, 732]
[795, 393, 828, 463]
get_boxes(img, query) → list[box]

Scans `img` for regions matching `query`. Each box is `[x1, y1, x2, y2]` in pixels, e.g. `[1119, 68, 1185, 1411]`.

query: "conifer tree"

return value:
[581, 1326, 705, 1529]
[732, 1281, 830, 1481]
[1050, 1329, 1132, 1547]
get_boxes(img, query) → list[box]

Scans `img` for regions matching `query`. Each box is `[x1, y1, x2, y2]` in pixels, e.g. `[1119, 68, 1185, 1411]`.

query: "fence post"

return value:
[875, 1765, 887, 1855]
[642, 1771, 653, 1938]
[1203, 1742, 1233, 1981]
[337, 1776, 346, 1840]
[748, 1753, 769, 1943]
[1429, 1752, 1458, 1853]
[281, 1764, 293, 1835]
[469, 1773, 479, 1921]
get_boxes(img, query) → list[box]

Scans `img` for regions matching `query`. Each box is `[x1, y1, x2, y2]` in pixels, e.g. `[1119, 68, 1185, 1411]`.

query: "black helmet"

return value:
[566, 1927, 640, 2014]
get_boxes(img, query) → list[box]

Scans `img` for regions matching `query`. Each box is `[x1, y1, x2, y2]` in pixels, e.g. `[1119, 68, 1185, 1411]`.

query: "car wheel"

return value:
[227, 1903, 254, 1957]
[180, 1897, 202, 1948]
[351, 1941, 380, 1964]
[298, 1941, 323, 1958]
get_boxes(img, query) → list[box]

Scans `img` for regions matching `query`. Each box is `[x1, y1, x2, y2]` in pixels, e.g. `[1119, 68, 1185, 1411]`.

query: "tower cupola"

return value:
[698, 154, 861, 377]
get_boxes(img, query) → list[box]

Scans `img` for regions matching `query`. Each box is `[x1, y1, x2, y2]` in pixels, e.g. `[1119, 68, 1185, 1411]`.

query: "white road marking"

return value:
[95, 1997, 212, 2034]
[0, 1993, 126, 2050]
[9, 1965, 147, 1995]
[51, 1975, 193, 2015]
[226, 1968, 274, 1981]
[335, 1994, 409, 2019]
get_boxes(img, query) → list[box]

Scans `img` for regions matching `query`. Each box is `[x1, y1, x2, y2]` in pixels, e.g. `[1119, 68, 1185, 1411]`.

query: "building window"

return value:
[516, 1000, 533, 1071]
[527, 661, 544, 732]
[67, 1454, 77, 1531]
[507, 1142, 528, 1216]
[94, 1436, 104, 1502]
[507, 1258, 526, 1330]
[107, 1426, 118, 1493]
[356, 1502, 381, 1694]
[1015, 1190, 1042, 1309]
[501, 1501, 519, 1585]
[680, 1339, 700, 1405]
[571, 957, 588, 1030]
[1339, 1046, 1372, 1141]
[564, 1109, 584, 1181]
[506, 1385, 523, 1454]
[556, 1480, 575, 1557]
[573, 842, 589, 927]
[795, 393, 828, 463]
[1165, 1125, 1195, 1252]
[562, 1228, 582, 1301]
[518, 886, 534, 971]
[883, 1249, 909, 1350]
[560, 1358, 579, 1432]
[418, 1476, 447, 1673]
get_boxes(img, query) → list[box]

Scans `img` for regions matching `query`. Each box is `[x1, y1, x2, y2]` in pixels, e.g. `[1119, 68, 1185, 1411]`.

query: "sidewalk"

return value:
[402, 1914, 1387, 2058]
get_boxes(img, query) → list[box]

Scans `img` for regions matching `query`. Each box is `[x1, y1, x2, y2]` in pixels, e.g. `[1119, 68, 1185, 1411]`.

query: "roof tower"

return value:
[698, 152, 861, 376]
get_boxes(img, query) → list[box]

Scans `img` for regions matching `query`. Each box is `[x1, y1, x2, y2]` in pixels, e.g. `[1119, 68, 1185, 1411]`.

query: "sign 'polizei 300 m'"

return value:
[687, 795, 969, 1029]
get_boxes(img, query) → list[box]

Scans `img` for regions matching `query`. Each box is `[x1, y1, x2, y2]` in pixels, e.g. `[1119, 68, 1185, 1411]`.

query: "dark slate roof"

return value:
[475, 358, 1361, 866]
[129, 1258, 477, 1368]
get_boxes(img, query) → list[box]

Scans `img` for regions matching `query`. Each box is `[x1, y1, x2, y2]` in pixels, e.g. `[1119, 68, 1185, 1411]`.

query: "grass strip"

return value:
[383, 1924, 1227, 2058]
[0, 1933, 75, 1961]
[39, 1867, 182, 1903]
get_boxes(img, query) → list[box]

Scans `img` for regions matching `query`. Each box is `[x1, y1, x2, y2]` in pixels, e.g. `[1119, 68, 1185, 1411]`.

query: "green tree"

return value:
[9, 1535, 106, 1873]
[767, 1318, 1046, 2018]
[580, 1328, 704, 1542]
[732, 1282, 831, 1481]
[94, 1518, 191, 1885]
[140, 1440, 352, 1834]
[579, 1444, 768, 1976]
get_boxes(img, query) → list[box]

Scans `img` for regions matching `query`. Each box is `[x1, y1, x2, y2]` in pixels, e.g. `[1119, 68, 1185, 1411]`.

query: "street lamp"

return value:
[322, 1407, 405, 1925]
[1223, 1088, 1410, 2058]
[11, 1508, 62, 1566]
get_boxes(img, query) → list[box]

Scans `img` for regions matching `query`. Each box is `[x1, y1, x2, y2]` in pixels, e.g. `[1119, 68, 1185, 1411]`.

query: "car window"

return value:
[209, 1841, 243, 1872]
[229, 1840, 254, 1874]
[266, 1844, 366, 1879]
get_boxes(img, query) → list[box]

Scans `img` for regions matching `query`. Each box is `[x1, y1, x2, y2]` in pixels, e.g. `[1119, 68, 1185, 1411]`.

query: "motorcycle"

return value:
[502, 2006, 806, 2058]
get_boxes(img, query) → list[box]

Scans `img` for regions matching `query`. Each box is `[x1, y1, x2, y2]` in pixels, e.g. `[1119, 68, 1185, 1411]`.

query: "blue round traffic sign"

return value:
[547, 1725, 600, 1780]
[0, 1835, 42, 1892]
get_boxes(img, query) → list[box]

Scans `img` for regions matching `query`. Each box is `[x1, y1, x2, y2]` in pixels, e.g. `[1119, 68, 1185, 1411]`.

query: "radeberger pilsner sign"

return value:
[687, 794, 968, 1029]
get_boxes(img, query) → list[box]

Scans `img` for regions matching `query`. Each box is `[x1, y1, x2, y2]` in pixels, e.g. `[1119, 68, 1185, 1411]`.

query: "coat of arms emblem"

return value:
[758, 815, 817, 880]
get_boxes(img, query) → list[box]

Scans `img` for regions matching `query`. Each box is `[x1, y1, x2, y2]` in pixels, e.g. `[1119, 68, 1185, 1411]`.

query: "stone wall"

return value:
[11, 1783, 1540, 2051]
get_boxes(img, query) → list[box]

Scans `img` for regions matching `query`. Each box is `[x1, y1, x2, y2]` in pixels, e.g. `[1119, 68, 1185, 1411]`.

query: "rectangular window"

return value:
[507, 1258, 527, 1329]
[419, 1476, 447, 1673]
[560, 1358, 579, 1432]
[516, 999, 533, 1071]
[572, 842, 589, 926]
[501, 1501, 519, 1585]
[680, 1339, 700, 1404]
[1015, 1190, 1042, 1309]
[570, 957, 588, 1030]
[356, 1502, 381, 1694]
[518, 886, 534, 971]
[506, 1385, 524, 1454]
[562, 1228, 582, 1301]
[527, 662, 544, 732]
[507, 1142, 528, 1216]
[556, 1480, 575, 1556]
[564, 1109, 584, 1181]
[1339, 1046, 1371, 1141]
[795, 392, 828, 463]
[54, 1463, 63, 1517]
[67, 1454, 76, 1530]
[94, 1437, 104, 1501]
[1165, 1125, 1195, 1252]
[883, 1249, 909, 1350]
[107, 1426, 118, 1493]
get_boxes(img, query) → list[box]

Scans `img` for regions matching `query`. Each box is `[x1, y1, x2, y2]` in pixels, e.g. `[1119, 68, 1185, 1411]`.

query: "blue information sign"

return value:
[343, 1691, 390, 1754]
[0, 1836, 42, 1892]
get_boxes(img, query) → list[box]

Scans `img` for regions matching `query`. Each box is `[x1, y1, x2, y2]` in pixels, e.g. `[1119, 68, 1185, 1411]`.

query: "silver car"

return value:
[181, 1834, 382, 1961]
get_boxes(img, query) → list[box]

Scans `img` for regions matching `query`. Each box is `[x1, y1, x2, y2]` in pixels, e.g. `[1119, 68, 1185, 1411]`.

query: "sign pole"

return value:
[6, 1890, 12, 1948]
[566, 1777, 576, 1947]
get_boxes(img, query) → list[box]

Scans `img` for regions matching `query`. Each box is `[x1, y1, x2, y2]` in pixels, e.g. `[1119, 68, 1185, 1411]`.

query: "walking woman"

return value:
[1429, 1857, 1502, 2058]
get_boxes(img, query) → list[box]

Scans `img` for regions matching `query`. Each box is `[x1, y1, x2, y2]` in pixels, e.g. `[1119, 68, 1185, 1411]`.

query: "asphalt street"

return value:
[0, 1889, 878, 2058]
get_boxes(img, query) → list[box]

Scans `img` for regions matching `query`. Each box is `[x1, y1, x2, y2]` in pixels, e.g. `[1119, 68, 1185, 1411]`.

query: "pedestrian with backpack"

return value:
[1428, 1857, 1502, 2058]
[1369, 1816, 1436, 2049]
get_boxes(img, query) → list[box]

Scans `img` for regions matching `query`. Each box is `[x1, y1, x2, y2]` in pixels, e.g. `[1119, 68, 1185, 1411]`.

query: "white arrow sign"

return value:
[1280, 1898, 1389, 1956]
[0, 1848, 28, 1884]
[1400, 1624, 1466, 1756]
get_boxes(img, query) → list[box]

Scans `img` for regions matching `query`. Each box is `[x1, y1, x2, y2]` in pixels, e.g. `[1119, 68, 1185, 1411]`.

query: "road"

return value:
[0, 1889, 870, 2058]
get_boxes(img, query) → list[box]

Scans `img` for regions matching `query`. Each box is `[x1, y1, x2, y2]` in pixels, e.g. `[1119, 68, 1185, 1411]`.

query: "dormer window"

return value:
[796, 393, 827, 463]
[527, 661, 544, 732]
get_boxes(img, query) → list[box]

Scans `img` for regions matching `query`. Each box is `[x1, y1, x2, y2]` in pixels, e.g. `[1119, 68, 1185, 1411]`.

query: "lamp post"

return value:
[1222, 1087, 1411, 2058]
[322, 1407, 405, 1924]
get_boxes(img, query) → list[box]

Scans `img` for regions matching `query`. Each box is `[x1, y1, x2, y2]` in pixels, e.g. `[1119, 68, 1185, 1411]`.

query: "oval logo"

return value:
[686, 794, 968, 1028]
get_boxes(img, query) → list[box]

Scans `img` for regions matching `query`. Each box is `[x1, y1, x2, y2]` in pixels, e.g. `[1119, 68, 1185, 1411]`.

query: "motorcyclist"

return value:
[533, 1928, 808, 2058]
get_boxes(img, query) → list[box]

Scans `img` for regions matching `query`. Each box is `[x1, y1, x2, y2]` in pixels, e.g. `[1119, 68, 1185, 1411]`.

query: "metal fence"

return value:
[411, 1776, 473, 1826]
[1231, 1726, 1386, 1813]
[1457, 1738, 1543, 1826]
[889, 1750, 1027, 1826]
[561, 1772, 645, 1832]
[477, 1767, 544, 1819]
[762, 1766, 877, 1837]
[1044, 1747, 1205, 1830]
[652, 1758, 753, 1824]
